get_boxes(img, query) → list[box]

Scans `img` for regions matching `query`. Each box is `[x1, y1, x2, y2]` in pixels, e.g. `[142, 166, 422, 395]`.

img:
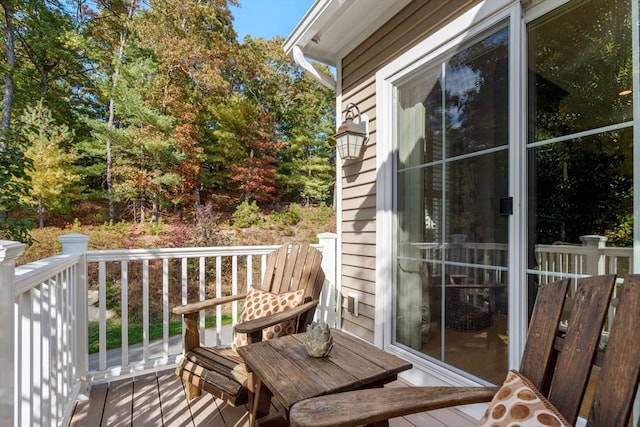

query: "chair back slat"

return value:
[299, 246, 324, 300]
[291, 244, 312, 291]
[263, 245, 290, 294]
[261, 244, 324, 300]
[279, 245, 301, 293]
[548, 275, 616, 424]
[260, 246, 287, 293]
[587, 274, 640, 426]
[519, 278, 570, 391]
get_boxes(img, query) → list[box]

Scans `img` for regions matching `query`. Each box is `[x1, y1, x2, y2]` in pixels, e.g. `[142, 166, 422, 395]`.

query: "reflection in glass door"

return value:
[395, 25, 510, 384]
[527, 0, 635, 320]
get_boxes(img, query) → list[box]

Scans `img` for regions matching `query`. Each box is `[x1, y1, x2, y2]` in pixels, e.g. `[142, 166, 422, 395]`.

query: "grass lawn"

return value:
[87, 315, 231, 354]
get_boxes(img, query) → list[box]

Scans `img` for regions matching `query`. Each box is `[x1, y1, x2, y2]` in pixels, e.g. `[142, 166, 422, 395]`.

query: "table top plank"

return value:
[292, 335, 396, 389]
[319, 331, 412, 379]
[243, 340, 327, 405]
[268, 333, 361, 391]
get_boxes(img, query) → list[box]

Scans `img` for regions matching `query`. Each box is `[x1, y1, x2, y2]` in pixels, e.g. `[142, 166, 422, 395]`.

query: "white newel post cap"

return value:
[59, 233, 90, 254]
[579, 235, 607, 248]
[0, 240, 26, 264]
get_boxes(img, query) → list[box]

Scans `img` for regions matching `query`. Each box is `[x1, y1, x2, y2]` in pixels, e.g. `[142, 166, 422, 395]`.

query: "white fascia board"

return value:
[283, 0, 342, 66]
[284, 0, 412, 68]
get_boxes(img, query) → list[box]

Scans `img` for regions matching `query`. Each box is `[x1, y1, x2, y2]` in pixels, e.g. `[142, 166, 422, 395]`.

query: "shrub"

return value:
[303, 202, 333, 226]
[279, 203, 302, 226]
[232, 200, 263, 228]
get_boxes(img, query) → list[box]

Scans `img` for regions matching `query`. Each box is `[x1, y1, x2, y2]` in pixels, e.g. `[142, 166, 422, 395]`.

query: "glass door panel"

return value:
[527, 0, 635, 298]
[395, 25, 510, 384]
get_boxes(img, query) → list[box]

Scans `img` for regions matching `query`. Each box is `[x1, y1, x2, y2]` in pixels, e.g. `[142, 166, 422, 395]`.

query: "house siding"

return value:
[339, 0, 481, 341]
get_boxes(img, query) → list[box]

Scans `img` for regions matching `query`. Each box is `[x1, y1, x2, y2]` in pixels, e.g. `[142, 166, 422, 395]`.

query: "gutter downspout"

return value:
[292, 45, 336, 90]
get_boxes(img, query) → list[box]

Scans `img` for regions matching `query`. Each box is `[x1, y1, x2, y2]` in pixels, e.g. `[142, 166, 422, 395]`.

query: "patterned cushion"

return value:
[478, 370, 572, 427]
[231, 287, 305, 350]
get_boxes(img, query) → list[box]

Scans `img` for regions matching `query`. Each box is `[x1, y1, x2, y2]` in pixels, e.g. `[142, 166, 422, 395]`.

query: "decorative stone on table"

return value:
[304, 321, 333, 357]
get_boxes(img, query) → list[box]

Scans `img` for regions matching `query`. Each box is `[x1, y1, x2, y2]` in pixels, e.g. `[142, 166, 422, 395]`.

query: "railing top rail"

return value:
[536, 244, 632, 256]
[410, 242, 509, 249]
[600, 247, 633, 256]
[14, 253, 83, 296]
[535, 244, 589, 255]
[85, 243, 325, 262]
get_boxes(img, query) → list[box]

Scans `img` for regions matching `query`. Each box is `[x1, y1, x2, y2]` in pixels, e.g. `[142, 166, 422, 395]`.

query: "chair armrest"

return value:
[234, 299, 319, 335]
[172, 292, 248, 316]
[289, 385, 499, 427]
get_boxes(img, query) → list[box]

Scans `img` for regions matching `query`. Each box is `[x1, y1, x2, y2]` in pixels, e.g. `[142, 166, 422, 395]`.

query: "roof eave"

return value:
[284, 0, 412, 68]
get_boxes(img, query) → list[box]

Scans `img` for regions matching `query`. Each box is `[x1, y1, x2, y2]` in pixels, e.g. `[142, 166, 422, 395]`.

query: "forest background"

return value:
[0, 0, 337, 263]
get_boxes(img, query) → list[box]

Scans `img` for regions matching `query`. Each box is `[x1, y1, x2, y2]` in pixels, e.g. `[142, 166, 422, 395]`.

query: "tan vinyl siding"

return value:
[342, 232, 376, 246]
[338, 0, 481, 339]
[342, 243, 376, 257]
[342, 0, 481, 92]
[342, 181, 376, 200]
[342, 194, 375, 210]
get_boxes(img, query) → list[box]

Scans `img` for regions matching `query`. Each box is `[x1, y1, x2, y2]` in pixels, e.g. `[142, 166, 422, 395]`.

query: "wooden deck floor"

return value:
[68, 368, 479, 426]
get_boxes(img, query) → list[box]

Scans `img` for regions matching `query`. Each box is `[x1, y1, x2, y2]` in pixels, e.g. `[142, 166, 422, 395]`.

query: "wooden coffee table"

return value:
[237, 328, 412, 427]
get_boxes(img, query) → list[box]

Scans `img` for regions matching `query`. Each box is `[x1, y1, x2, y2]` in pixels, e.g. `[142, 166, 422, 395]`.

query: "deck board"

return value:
[132, 373, 163, 426]
[157, 370, 196, 426]
[186, 387, 230, 426]
[69, 382, 108, 427]
[68, 368, 478, 426]
[102, 378, 133, 426]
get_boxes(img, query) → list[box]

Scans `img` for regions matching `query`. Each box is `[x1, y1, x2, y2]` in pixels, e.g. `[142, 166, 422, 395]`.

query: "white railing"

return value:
[1, 236, 89, 427]
[535, 235, 632, 335]
[535, 235, 632, 283]
[85, 234, 337, 381]
[1, 233, 337, 427]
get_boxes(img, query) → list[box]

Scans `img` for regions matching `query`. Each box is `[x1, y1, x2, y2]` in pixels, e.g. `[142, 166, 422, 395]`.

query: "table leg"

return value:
[247, 372, 273, 427]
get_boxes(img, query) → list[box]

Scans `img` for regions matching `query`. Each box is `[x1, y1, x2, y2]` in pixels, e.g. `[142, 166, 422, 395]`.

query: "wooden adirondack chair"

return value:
[173, 244, 325, 405]
[290, 274, 640, 427]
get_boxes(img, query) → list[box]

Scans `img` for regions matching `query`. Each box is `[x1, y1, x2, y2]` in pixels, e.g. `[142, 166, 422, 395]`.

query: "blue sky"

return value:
[230, 0, 315, 40]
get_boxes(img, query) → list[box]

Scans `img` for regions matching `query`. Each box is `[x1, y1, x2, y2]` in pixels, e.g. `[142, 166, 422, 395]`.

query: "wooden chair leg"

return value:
[185, 382, 202, 400]
[182, 312, 202, 400]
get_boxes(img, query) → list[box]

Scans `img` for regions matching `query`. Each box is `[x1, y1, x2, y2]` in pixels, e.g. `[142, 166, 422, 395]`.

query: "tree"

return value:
[0, 0, 337, 228]
[0, 143, 34, 243]
[134, 0, 238, 207]
[223, 95, 284, 202]
[0, 0, 16, 143]
[87, 47, 182, 223]
[12, 0, 92, 134]
[1, 0, 34, 242]
[276, 64, 335, 204]
[214, 36, 335, 204]
[81, 0, 140, 221]
[19, 100, 83, 227]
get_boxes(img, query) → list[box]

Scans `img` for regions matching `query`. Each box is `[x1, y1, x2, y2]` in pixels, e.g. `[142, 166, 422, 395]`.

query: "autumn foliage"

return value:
[0, 0, 335, 240]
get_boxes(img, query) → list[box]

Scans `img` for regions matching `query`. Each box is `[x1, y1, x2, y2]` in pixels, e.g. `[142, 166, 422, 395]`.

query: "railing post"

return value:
[580, 235, 608, 276]
[0, 240, 26, 426]
[59, 233, 90, 385]
[317, 233, 337, 326]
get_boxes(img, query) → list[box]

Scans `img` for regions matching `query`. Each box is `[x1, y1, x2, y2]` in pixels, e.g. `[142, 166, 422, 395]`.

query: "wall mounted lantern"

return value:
[335, 103, 368, 160]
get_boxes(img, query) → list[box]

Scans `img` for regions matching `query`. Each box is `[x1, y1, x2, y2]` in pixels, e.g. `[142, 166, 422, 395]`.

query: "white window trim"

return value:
[335, 57, 344, 330]
[375, 0, 525, 394]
